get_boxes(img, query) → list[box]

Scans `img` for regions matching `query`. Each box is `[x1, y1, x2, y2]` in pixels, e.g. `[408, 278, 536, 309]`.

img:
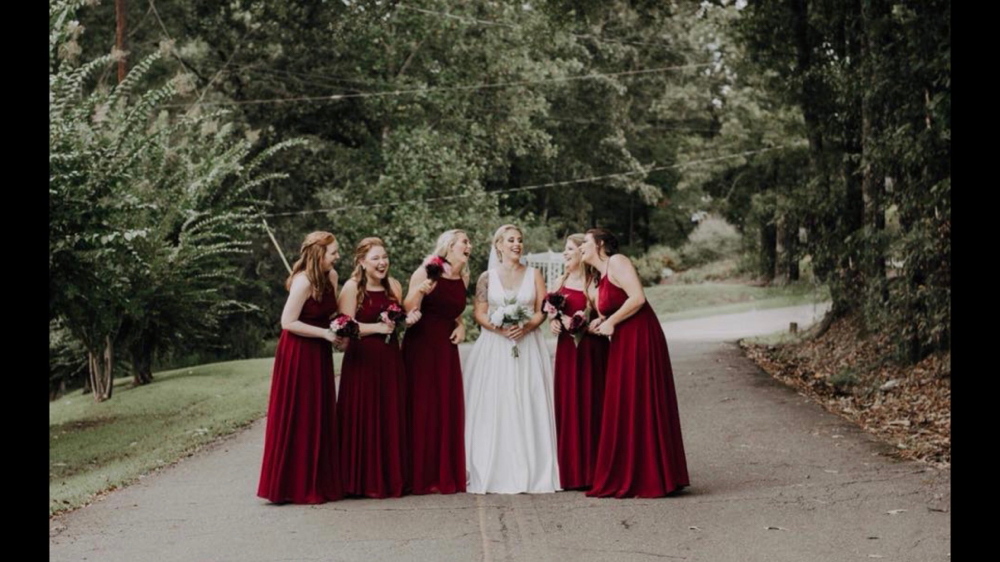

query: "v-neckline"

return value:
[496, 267, 528, 295]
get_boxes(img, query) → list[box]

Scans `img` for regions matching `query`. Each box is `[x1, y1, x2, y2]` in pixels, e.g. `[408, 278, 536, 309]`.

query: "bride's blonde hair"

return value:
[492, 224, 522, 262]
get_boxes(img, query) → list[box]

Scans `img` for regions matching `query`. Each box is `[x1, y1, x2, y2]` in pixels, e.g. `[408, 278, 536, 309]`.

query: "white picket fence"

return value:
[524, 250, 565, 291]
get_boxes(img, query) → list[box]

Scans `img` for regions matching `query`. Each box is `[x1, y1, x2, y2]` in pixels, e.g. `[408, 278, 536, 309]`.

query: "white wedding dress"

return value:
[463, 267, 561, 494]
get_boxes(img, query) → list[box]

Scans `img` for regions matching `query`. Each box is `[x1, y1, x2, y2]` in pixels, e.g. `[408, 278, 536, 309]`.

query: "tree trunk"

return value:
[50, 379, 66, 402]
[130, 336, 155, 386]
[774, 217, 800, 283]
[861, 0, 886, 286]
[788, 219, 800, 281]
[841, 0, 864, 237]
[789, 0, 824, 158]
[774, 213, 789, 284]
[116, 0, 128, 83]
[760, 223, 777, 282]
[88, 336, 115, 402]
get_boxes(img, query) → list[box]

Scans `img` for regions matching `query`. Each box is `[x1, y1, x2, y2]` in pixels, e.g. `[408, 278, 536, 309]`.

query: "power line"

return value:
[265, 144, 800, 218]
[163, 62, 712, 108]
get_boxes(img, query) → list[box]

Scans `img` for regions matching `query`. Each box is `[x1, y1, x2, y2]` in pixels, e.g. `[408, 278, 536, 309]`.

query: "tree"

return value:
[50, 0, 306, 397]
[736, 0, 949, 360]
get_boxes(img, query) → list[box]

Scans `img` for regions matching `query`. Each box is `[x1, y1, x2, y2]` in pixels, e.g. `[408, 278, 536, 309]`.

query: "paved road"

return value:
[50, 304, 950, 561]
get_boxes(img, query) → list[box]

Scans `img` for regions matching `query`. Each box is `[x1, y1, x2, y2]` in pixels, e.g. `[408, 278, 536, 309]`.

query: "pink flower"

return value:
[424, 255, 452, 281]
[330, 314, 360, 339]
[542, 292, 567, 318]
[380, 302, 408, 344]
[567, 310, 589, 347]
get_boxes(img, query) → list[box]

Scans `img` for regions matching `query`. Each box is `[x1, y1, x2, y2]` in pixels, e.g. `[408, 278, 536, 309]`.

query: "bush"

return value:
[680, 216, 742, 267]
[670, 258, 742, 284]
[633, 245, 683, 286]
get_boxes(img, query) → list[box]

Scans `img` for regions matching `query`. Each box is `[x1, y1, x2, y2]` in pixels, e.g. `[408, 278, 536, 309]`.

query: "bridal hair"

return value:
[350, 237, 398, 311]
[286, 231, 336, 301]
[492, 224, 522, 262]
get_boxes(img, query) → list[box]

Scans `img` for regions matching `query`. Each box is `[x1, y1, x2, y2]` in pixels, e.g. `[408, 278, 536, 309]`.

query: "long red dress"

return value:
[338, 289, 408, 498]
[258, 287, 343, 503]
[403, 276, 467, 494]
[553, 287, 608, 490]
[586, 275, 690, 498]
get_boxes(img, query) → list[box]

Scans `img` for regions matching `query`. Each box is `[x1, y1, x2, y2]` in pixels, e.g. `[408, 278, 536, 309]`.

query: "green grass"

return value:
[49, 353, 345, 516]
[646, 281, 830, 322]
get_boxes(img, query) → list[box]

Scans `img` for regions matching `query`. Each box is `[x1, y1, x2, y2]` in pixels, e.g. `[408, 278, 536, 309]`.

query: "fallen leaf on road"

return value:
[880, 379, 900, 391]
[689, 526, 701, 531]
[765, 526, 788, 531]
[887, 509, 906, 515]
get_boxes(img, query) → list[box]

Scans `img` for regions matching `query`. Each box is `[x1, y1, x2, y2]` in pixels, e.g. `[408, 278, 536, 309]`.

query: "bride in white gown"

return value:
[463, 224, 561, 494]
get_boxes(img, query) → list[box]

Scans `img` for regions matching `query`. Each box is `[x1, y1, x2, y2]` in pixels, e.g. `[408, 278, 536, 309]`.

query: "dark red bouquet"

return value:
[330, 313, 360, 339]
[567, 309, 589, 347]
[542, 291, 567, 319]
[423, 255, 452, 281]
[380, 302, 408, 343]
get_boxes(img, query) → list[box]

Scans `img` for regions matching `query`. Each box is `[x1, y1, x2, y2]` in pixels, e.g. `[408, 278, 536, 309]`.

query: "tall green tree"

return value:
[50, 0, 306, 398]
[736, 0, 949, 360]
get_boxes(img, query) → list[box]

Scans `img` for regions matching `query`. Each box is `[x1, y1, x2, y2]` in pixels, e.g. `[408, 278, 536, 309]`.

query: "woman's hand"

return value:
[332, 335, 349, 351]
[449, 323, 465, 344]
[594, 319, 615, 340]
[405, 309, 422, 326]
[506, 324, 525, 342]
[418, 279, 437, 295]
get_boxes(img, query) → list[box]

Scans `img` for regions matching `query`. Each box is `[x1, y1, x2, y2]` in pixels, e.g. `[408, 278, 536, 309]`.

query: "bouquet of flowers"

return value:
[330, 313, 360, 340]
[566, 309, 590, 347]
[542, 291, 567, 320]
[489, 297, 532, 358]
[423, 255, 452, 281]
[380, 302, 408, 343]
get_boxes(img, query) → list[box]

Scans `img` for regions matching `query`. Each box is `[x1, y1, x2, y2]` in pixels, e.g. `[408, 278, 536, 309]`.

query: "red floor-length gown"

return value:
[338, 289, 409, 498]
[553, 287, 608, 490]
[403, 276, 467, 494]
[258, 287, 343, 503]
[586, 275, 690, 498]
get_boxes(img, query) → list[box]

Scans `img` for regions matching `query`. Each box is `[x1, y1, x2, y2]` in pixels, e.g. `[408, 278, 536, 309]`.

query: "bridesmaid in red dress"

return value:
[548, 234, 608, 490]
[258, 231, 345, 504]
[403, 229, 472, 494]
[581, 228, 690, 498]
[337, 237, 421, 498]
